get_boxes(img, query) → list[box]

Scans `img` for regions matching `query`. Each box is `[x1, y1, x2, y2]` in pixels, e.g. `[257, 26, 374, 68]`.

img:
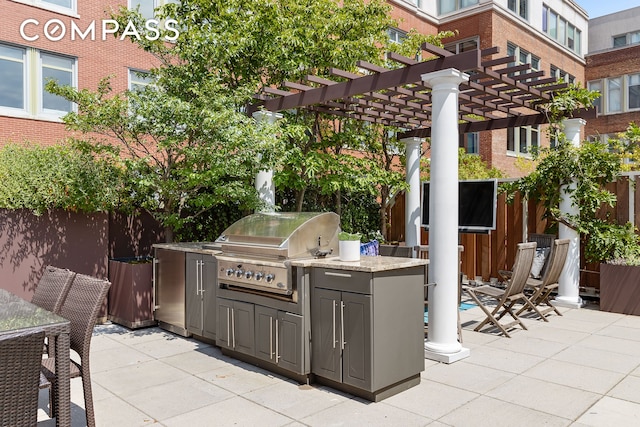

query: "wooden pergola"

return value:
[254, 43, 594, 137]
[252, 43, 594, 362]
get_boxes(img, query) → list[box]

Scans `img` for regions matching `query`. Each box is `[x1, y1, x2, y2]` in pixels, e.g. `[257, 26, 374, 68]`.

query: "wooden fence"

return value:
[388, 173, 640, 291]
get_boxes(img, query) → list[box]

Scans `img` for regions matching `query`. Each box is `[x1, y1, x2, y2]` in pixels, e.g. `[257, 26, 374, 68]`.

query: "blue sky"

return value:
[576, 0, 640, 18]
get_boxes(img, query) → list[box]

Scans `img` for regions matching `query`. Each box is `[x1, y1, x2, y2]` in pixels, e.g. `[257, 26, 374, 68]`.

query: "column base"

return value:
[551, 297, 585, 309]
[424, 343, 470, 364]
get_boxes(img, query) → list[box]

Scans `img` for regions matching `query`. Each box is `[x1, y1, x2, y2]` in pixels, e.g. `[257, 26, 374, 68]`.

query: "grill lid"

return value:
[214, 212, 340, 259]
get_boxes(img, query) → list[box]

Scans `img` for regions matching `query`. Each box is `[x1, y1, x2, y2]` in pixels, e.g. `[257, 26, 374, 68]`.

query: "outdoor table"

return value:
[0, 288, 71, 427]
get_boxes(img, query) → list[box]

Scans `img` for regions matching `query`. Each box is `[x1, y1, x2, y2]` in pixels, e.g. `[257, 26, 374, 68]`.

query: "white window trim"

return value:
[627, 74, 640, 112]
[507, 125, 539, 157]
[0, 43, 76, 122]
[11, 0, 78, 18]
[38, 52, 77, 120]
[128, 68, 154, 91]
[508, 0, 528, 21]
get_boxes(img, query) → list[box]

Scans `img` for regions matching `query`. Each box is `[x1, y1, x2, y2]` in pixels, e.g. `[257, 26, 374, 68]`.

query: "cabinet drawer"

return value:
[313, 268, 372, 294]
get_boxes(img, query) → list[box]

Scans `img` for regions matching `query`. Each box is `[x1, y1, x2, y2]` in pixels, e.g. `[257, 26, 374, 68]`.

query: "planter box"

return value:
[108, 258, 156, 329]
[599, 263, 640, 316]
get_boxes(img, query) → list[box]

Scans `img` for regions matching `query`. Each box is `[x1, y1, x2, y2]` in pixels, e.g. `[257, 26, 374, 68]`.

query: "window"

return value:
[129, 0, 178, 20]
[444, 38, 479, 54]
[508, 0, 527, 20]
[129, 69, 154, 92]
[14, 0, 76, 15]
[542, 4, 581, 55]
[0, 43, 76, 120]
[612, 31, 640, 48]
[438, 0, 478, 15]
[387, 28, 407, 44]
[507, 42, 540, 72]
[588, 80, 602, 114]
[460, 132, 479, 154]
[507, 125, 539, 155]
[0, 45, 26, 110]
[608, 78, 622, 113]
[629, 74, 640, 110]
[550, 65, 574, 84]
[41, 53, 74, 114]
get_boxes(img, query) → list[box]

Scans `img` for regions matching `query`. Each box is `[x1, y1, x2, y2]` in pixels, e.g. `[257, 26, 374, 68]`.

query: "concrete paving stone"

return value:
[422, 360, 515, 394]
[92, 359, 188, 398]
[612, 314, 640, 329]
[161, 395, 295, 427]
[553, 344, 640, 375]
[299, 397, 433, 426]
[196, 361, 284, 395]
[438, 395, 571, 427]
[124, 375, 235, 421]
[486, 375, 600, 420]
[129, 333, 212, 359]
[548, 317, 610, 334]
[485, 333, 569, 358]
[89, 342, 155, 373]
[607, 375, 640, 404]
[519, 323, 590, 345]
[383, 378, 478, 420]
[456, 329, 501, 349]
[594, 324, 640, 342]
[574, 396, 640, 426]
[462, 344, 545, 374]
[560, 307, 622, 325]
[160, 344, 242, 375]
[94, 324, 175, 344]
[90, 395, 160, 427]
[242, 380, 349, 420]
[578, 334, 640, 357]
[523, 359, 625, 394]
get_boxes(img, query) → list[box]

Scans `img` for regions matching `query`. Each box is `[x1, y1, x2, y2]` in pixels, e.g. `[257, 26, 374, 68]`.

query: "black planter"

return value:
[108, 258, 156, 329]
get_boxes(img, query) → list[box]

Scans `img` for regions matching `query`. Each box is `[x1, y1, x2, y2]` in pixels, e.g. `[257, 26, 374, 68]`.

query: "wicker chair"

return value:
[0, 330, 46, 427]
[31, 266, 76, 356]
[41, 273, 111, 427]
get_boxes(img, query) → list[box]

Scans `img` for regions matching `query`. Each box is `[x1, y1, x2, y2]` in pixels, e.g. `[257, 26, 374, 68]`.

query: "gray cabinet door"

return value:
[311, 287, 341, 383]
[277, 311, 303, 374]
[255, 305, 278, 364]
[216, 297, 233, 350]
[231, 300, 255, 356]
[342, 292, 372, 390]
[186, 253, 202, 334]
[202, 255, 217, 340]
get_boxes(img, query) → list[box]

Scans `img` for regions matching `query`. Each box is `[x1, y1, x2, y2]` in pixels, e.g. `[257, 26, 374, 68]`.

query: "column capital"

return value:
[421, 68, 469, 88]
[252, 110, 283, 123]
[562, 117, 587, 129]
[399, 136, 424, 145]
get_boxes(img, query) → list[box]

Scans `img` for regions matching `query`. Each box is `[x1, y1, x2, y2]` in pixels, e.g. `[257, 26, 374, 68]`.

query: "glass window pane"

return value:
[43, 0, 72, 8]
[613, 35, 627, 47]
[588, 80, 602, 113]
[542, 6, 548, 32]
[629, 74, 640, 110]
[439, 0, 455, 14]
[508, 0, 516, 12]
[507, 128, 515, 152]
[0, 58, 24, 109]
[575, 29, 581, 54]
[608, 78, 622, 113]
[42, 54, 74, 112]
[519, 0, 527, 19]
[130, 0, 156, 20]
[567, 25, 575, 50]
[0, 45, 24, 60]
[549, 11, 557, 39]
[460, 39, 478, 52]
[631, 32, 640, 44]
[461, 0, 478, 8]
[558, 18, 566, 45]
[520, 127, 528, 153]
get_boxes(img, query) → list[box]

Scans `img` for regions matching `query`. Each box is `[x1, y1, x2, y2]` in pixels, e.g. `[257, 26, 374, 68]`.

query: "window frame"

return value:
[508, 0, 528, 20]
[507, 125, 539, 156]
[438, 0, 478, 15]
[0, 44, 28, 115]
[39, 52, 76, 118]
[542, 4, 582, 55]
[11, 0, 77, 17]
[628, 73, 640, 111]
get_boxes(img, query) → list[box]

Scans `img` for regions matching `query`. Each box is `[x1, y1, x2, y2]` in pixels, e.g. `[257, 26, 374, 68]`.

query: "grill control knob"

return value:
[225, 268, 234, 277]
[265, 274, 275, 283]
[244, 271, 253, 279]
[235, 269, 244, 278]
[255, 272, 264, 281]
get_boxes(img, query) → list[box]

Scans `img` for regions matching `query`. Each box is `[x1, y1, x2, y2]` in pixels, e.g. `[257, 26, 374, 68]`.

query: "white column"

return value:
[252, 111, 282, 212]
[553, 118, 586, 308]
[402, 137, 423, 250]
[422, 69, 470, 363]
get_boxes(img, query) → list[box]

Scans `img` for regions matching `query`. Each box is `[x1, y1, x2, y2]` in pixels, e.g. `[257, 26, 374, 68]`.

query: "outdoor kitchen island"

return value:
[216, 253, 427, 402]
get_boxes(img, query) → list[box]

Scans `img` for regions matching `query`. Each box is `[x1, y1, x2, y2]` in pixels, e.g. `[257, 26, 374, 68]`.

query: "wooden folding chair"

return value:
[464, 242, 538, 337]
[517, 238, 570, 319]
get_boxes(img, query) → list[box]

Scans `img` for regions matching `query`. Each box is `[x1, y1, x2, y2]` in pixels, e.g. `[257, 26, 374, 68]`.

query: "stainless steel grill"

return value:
[206, 212, 340, 297]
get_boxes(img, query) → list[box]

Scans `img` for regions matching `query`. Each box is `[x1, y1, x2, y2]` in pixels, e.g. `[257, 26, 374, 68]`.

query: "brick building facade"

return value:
[0, 0, 158, 146]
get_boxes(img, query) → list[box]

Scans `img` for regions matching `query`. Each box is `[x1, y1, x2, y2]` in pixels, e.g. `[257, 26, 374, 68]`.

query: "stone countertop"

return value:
[152, 242, 221, 255]
[290, 255, 428, 273]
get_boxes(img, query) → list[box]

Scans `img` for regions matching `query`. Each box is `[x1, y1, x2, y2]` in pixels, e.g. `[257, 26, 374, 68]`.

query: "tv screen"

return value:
[421, 179, 498, 233]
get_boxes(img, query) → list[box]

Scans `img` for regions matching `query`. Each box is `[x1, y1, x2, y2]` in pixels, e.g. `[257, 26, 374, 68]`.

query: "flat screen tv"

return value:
[421, 179, 498, 234]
